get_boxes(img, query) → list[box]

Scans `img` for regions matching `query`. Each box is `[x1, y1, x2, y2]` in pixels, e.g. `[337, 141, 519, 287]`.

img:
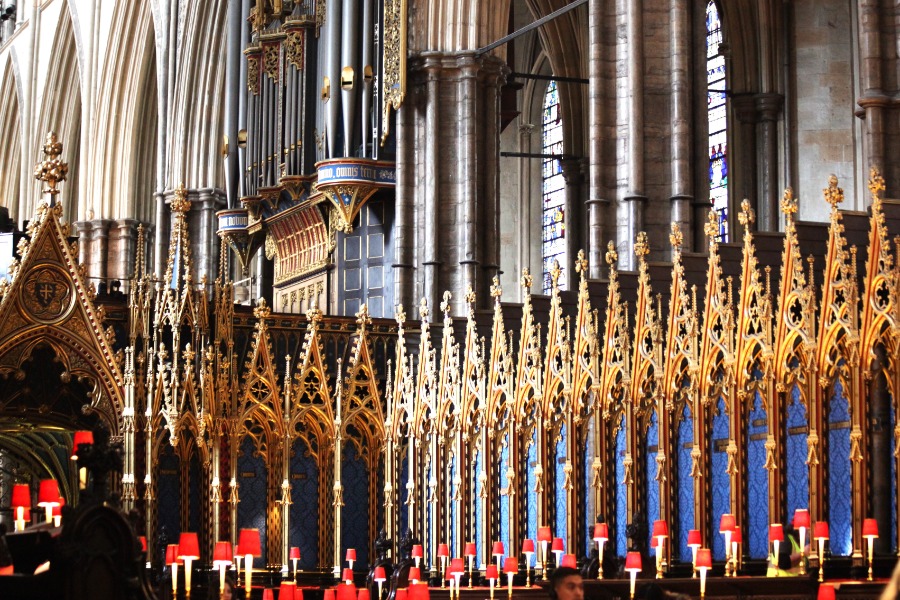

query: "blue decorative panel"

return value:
[646, 411, 659, 553]
[500, 434, 510, 558]
[676, 404, 694, 562]
[555, 425, 567, 545]
[616, 415, 627, 557]
[584, 421, 595, 557]
[474, 449, 483, 559]
[828, 381, 851, 556]
[237, 436, 268, 567]
[157, 436, 180, 543]
[786, 385, 808, 519]
[189, 452, 200, 533]
[289, 437, 319, 569]
[450, 454, 458, 552]
[527, 430, 538, 546]
[711, 397, 730, 560]
[343, 443, 370, 567]
[747, 391, 768, 559]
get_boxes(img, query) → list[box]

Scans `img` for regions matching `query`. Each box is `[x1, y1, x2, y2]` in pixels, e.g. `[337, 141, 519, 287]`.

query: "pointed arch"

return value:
[0, 57, 21, 221]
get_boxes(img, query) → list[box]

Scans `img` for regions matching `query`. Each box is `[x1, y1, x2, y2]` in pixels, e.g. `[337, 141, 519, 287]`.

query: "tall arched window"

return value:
[706, 0, 728, 242]
[542, 80, 565, 294]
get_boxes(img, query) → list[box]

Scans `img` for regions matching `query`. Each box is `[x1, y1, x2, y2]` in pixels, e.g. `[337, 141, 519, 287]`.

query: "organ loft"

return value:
[0, 1, 898, 599]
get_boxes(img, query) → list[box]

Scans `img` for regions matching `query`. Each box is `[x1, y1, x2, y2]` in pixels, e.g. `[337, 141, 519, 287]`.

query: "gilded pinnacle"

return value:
[520, 268, 533, 290]
[418, 297, 429, 320]
[669, 223, 683, 250]
[33, 131, 68, 198]
[465, 284, 476, 305]
[395, 304, 406, 324]
[574, 249, 588, 275]
[440, 290, 452, 314]
[634, 232, 649, 259]
[253, 297, 271, 320]
[868, 166, 885, 202]
[605, 240, 618, 266]
[356, 303, 371, 326]
[738, 199, 755, 229]
[781, 188, 797, 216]
[824, 175, 843, 209]
[704, 209, 719, 239]
[171, 183, 191, 213]
[550, 260, 562, 286]
[490, 276, 502, 298]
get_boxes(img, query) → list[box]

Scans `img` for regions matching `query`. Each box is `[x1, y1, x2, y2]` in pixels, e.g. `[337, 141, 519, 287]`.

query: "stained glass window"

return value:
[542, 80, 565, 294]
[707, 0, 728, 242]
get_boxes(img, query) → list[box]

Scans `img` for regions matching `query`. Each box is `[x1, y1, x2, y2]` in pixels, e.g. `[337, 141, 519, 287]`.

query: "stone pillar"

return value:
[518, 123, 536, 295]
[111, 219, 139, 285]
[197, 189, 225, 284]
[457, 54, 480, 312]
[857, 0, 885, 172]
[481, 66, 504, 298]
[587, 0, 606, 279]
[89, 219, 113, 285]
[621, 0, 644, 270]
[393, 100, 414, 313]
[560, 158, 584, 290]
[154, 191, 169, 278]
[731, 94, 760, 228]
[756, 93, 783, 231]
[422, 53, 442, 314]
[75, 221, 92, 269]
[670, 0, 693, 251]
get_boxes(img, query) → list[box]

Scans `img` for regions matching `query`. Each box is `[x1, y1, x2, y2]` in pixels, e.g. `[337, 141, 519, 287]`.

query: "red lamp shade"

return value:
[719, 513, 735, 533]
[813, 521, 829, 541]
[336, 583, 356, 600]
[358, 589, 371, 600]
[324, 589, 335, 600]
[71, 430, 94, 459]
[342, 568, 354, 582]
[213, 541, 233, 565]
[492, 541, 505, 557]
[346, 548, 357, 562]
[139, 536, 148, 553]
[695, 548, 712, 569]
[52, 501, 63, 518]
[279, 582, 297, 600]
[437, 543, 450, 558]
[373, 566, 386, 582]
[593, 523, 609, 542]
[769, 524, 784, 543]
[537, 527, 552, 542]
[624, 551, 642, 573]
[408, 583, 430, 600]
[485, 565, 499, 580]
[165, 544, 180, 565]
[412, 544, 424, 558]
[731, 526, 742, 544]
[652, 520, 669, 538]
[295, 587, 305, 600]
[262, 589, 275, 600]
[11, 483, 30, 508]
[178, 532, 200, 559]
[450, 558, 465, 575]
[290, 546, 302, 560]
[238, 528, 262, 556]
[37, 480, 60, 507]
[650, 536, 658, 548]
[409, 567, 421, 582]
[560, 554, 577, 569]
[522, 539, 535, 554]
[503, 556, 518, 575]
[395, 590, 407, 600]
[863, 518, 879, 538]
[793, 509, 810, 529]
[464, 542, 477, 557]
[817, 584, 836, 600]
[551, 538, 564, 553]
[687, 529, 702, 548]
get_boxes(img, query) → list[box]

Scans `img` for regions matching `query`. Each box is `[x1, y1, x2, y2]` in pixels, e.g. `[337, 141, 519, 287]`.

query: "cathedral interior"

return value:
[0, 0, 899, 598]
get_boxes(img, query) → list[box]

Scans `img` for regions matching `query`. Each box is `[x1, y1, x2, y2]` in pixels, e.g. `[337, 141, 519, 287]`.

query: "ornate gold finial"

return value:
[550, 260, 562, 287]
[490, 276, 502, 299]
[634, 232, 649, 259]
[824, 175, 844, 210]
[465, 284, 476, 305]
[704, 208, 719, 240]
[669, 223, 683, 250]
[780, 187, 798, 216]
[521, 268, 533, 291]
[605, 240, 618, 266]
[575, 249, 588, 275]
[419, 297, 429, 320]
[356, 303, 371, 326]
[395, 304, 406, 325]
[171, 183, 191, 213]
[33, 131, 68, 200]
[440, 290, 452, 315]
[738, 199, 755, 229]
[868, 166, 885, 203]
[253, 297, 271, 320]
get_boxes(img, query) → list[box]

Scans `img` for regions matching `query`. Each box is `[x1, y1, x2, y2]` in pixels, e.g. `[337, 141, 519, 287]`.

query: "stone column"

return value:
[422, 53, 442, 314]
[457, 54, 480, 312]
[560, 158, 584, 290]
[587, 0, 606, 279]
[857, 0, 884, 172]
[197, 190, 225, 284]
[756, 93, 783, 231]
[393, 100, 414, 312]
[89, 219, 113, 286]
[480, 65, 504, 299]
[154, 191, 169, 278]
[670, 0, 693, 251]
[731, 95, 759, 229]
[112, 219, 139, 285]
[622, 0, 644, 270]
[75, 221, 92, 270]
[518, 123, 536, 296]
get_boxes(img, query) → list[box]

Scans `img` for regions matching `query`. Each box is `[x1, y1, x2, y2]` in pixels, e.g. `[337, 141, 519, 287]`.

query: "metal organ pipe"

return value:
[325, 0, 342, 158]
[361, 0, 374, 158]
[238, 0, 250, 199]
[341, 0, 359, 157]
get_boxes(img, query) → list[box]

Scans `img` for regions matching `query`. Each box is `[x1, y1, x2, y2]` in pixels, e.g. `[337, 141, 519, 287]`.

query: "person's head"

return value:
[549, 567, 583, 600]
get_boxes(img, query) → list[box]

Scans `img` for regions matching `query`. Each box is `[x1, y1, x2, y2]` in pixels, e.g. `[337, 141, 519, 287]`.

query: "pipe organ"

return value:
[127, 170, 900, 575]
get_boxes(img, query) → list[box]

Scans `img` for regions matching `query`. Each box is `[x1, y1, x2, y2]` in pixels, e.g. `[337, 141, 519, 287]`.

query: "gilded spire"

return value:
[33, 132, 68, 202]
